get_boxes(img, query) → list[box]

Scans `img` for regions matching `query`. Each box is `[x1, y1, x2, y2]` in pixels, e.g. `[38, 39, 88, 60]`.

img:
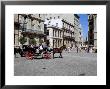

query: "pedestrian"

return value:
[76, 46, 78, 53]
[68, 46, 71, 53]
[90, 47, 93, 53]
[79, 47, 82, 52]
[87, 46, 89, 53]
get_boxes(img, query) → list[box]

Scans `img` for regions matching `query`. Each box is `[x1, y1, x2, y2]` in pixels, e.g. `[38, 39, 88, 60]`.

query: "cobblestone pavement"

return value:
[14, 50, 97, 76]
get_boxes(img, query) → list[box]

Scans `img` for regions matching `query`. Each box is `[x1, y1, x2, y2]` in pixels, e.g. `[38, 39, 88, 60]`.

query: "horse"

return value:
[53, 45, 66, 58]
[14, 47, 22, 57]
[15, 45, 36, 57]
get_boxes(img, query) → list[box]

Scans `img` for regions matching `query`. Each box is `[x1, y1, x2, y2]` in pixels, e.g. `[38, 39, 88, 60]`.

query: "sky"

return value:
[78, 14, 88, 41]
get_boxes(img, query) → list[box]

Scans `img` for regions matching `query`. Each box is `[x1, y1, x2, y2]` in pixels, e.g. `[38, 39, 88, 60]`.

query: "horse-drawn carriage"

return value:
[14, 45, 52, 60]
[14, 45, 66, 60]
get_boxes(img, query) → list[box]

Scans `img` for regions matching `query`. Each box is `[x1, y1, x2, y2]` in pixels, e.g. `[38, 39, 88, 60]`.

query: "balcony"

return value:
[26, 29, 43, 33]
[48, 25, 61, 30]
[63, 35, 75, 41]
[14, 22, 20, 29]
[22, 29, 45, 37]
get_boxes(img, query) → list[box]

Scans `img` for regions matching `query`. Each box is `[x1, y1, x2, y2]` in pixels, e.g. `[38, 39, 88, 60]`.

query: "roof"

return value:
[74, 14, 80, 19]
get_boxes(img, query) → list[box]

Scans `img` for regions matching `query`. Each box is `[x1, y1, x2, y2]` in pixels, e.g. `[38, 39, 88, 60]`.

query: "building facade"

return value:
[14, 14, 45, 46]
[74, 14, 83, 48]
[14, 14, 83, 48]
[88, 14, 97, 48]
[44, 14, 83, 48]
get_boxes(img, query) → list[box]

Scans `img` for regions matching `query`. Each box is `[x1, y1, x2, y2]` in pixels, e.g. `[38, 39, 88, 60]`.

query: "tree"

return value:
[39, 39, 43, 44]
[29, 38, 36, 45]
[19, 36, 27, 45]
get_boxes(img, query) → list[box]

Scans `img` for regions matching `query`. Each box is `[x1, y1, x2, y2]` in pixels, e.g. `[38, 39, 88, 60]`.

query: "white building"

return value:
[44, 14, 82, 48]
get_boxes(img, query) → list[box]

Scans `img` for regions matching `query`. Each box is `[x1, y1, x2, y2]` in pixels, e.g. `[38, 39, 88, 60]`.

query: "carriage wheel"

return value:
[25, 52, 34, 60]
[44, 53, 51, 59]
[48, 53, 51, 59]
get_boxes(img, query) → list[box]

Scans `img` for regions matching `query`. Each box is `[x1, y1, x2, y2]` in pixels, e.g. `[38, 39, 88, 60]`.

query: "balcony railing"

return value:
[22, 29, 44, 34]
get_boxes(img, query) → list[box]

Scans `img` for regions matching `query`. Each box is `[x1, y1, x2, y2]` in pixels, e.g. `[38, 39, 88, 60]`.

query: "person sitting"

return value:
[39, 44, 43, 53]
[47, 45, 52, 52]
[42, 42, 48, 51]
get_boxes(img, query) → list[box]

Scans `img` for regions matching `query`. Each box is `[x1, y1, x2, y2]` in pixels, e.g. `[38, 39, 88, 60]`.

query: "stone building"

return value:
[14, 14, 83, 48]
[14, 14, 45, 46]
[88, 14, 97, 48]
[44, 14, 75, 48]
[44, 14, 83, 48]
[74, 14, 83, 48]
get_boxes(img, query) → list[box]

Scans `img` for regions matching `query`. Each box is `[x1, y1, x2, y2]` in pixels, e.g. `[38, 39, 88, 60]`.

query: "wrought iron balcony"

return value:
[22, 29, 44, 34]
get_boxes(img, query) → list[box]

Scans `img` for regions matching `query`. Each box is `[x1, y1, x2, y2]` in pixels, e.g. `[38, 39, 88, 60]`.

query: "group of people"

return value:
[24, 42, 52, 53]
[65, 45, 96, 53]
[14, 42, 53, 58]
[35, 42, 52, 53]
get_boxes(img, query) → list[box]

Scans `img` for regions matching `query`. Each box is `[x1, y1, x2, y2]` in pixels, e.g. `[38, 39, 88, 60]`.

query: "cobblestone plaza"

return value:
[14, 50, 97, 76]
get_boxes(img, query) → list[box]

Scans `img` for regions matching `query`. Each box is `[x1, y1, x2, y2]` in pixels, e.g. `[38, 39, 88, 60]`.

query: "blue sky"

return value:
[78, 14, 88, 41]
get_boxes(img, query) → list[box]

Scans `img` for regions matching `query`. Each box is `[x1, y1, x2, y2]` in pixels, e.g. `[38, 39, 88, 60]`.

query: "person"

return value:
[42, 42, 48, 51]
[90, 47, 93, 53]
[14, 46, 20, 58]
[79, 47, 82, 52]
[68, 46, 71, 53]
[47, 45, 51, 52]
[87, 46, 89, 53]
[76, 46, 78, 53]
[30, 44, 34, 48]
[39, 44, 43, 53]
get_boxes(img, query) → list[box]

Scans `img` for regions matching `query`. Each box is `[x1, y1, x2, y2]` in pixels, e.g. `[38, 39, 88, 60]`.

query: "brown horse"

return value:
[53, 45, 66, 58]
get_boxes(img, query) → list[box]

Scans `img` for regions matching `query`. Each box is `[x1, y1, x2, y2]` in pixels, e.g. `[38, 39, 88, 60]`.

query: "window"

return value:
[60, 31, 61, 37]
[56, 23, 58, 27]
[73, 32, 74, 35]
[47, 30, 49, 36]
[48, 21, 51, 25]
[55, 30, 56, 37]
[39, 21, 41, 24]
[50, 17, 52, 19]
[71, 33, 72, 37]
[53, 30, 54, 37]
[69, 26, 70, 29]
[39, 14, 40, 17]
[58, 40, 59, 47]
[63, 23, 64, 28]
[58, 31, 59, 37]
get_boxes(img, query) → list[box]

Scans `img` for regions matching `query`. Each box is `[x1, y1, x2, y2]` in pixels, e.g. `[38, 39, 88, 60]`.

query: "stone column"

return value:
[49, 38, 53, 48]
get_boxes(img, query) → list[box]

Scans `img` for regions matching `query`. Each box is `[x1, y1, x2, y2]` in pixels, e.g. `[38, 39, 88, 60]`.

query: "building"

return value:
[74, 14, 83, 48]
[14, 14, 83, 48]
[44, 14, 83, 48]
[14, 14, 45, 46]
[44, 14, 75, 48]
[88, 14, 97, 49]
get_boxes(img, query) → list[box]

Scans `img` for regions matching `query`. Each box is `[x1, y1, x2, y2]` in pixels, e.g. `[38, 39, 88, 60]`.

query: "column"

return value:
[50, 38, 53, 48]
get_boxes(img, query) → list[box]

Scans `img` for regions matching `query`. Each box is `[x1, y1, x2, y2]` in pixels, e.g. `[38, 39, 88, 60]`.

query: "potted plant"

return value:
[19, 36, 27, 46]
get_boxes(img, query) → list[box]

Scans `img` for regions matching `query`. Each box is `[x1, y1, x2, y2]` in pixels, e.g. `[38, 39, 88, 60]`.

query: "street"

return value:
[14, 50, 97, 76]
